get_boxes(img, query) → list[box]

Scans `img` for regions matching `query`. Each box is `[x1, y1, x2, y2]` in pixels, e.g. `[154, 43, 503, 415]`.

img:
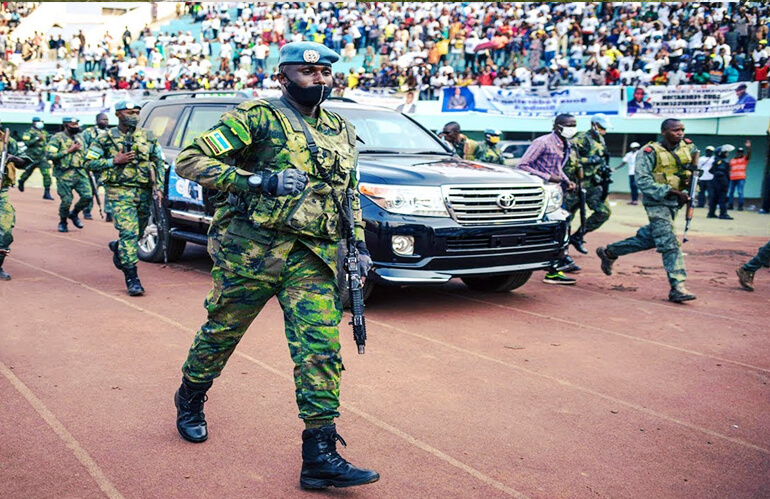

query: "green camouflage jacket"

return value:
[572, 130, 607, 180]
[85, 127, 165, 190]
[174, 98, 364, 282]
[21, 126, 48, 161]
[1, 133, 20, 191]
[473, 142, 504, 164]
[46, 131, 88, 177]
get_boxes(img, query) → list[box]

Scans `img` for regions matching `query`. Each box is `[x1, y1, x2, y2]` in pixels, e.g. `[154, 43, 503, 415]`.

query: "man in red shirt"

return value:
[728, 140, 751, 211]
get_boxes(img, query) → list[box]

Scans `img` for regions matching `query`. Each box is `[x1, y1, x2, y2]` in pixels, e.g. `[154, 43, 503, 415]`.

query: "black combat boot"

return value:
[596, 246, 617, 276]
[736, 266, 755, 292]
[556, 255, 581, 273]
[122, 266, 145, 296]
[300, 424, 380, 490]
[105, 213, 113, 222]
[83, 210, 93, 220]
[108, 240, 123, 270]
[0, 253, 10, 281]
[43, 188, 54, 200]
[58, 217, 68, 233]
[569, 234, 588, 254]
[17, 178, 25, 192]
[669, 283, 696, 303]
[174, 377, 213, 443]
[68, 211, 84, 229]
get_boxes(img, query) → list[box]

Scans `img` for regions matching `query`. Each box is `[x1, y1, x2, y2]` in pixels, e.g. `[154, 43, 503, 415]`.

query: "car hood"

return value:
[358, 154, 543, 186]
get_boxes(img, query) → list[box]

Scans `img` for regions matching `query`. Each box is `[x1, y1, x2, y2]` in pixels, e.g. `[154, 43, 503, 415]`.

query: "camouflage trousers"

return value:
[106, 186, 152, 268]
[743, 239, 770, 273]
[564, 185, 611, 233]
[56, 171, 93, 218]
[0, 190, 14, 251]
[182, 243, 343, 421]
[606, 204, 686, 287]
[18, 159, 52, 189]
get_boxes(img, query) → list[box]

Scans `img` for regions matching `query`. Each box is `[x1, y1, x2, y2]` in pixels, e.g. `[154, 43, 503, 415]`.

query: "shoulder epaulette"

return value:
[643, 146, 653, 153]
[235, 99, 266, 112]
[683, 138, 692, 144]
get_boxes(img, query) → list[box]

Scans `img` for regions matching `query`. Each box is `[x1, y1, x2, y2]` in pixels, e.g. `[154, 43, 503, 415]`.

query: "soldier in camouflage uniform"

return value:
[597, 119, 698, 303]
[82, 113, 113, 221]
[46, 117, 93, 233]
[440, 121, 478, 160]
[565, 114, 612, 254]
[173, 41, 379, 491]
[17, 117, 54, 200]
[473, 128, 504, 164]
[0, 127, 30, 281]
[85, 101, 165, 296]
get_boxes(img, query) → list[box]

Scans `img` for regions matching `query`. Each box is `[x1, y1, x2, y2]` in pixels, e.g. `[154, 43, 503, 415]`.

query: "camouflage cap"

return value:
[278, 41, 340, 67]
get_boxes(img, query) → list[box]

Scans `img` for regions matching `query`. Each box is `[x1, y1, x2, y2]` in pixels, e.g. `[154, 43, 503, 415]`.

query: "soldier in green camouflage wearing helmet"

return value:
[18, 117, 54, 200]
[82, 113, 113, 221]
[46, 117, 93, 233]
[565, 114, 612, 254]
[473, 128, 504, 164]
[597, 118, 698, 303]
[0, 127, 30, 281]
[85, 101, 165, 297]
[172, 41, 379, 491]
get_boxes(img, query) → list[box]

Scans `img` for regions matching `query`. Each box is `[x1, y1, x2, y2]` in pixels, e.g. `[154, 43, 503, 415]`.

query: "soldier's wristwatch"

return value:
[246, 173, 263, 192]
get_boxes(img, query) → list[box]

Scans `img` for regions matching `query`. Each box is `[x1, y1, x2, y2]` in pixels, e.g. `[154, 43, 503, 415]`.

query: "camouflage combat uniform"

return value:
[605, 139, 697, 287]
[81, 126, 113, 218]
[19, 125, 51, 189]
[46, 131, 93, 218]
[451, 135, 478, 160]
[85, 127, 165, 268]
[564, 130, 611, 232]
[473, 142, 504, 164]
[0, 133, 19, 253]
[176, 98, 364, 422]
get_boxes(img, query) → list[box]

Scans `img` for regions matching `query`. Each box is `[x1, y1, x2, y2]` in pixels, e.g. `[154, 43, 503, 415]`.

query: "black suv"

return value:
[138, 92, 570, 296]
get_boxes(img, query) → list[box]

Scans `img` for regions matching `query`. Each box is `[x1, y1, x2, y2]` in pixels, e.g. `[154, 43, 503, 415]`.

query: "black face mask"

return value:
[97, 123, 109, 130]
[67, 126, 81, 135]
[119, 115, 140, 130]
[283, 74, 332, 107]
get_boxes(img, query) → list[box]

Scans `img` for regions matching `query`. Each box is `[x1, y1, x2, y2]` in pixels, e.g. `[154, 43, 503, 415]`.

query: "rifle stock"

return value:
[343, 189, 367, 354]
[682, 151, 701, 244]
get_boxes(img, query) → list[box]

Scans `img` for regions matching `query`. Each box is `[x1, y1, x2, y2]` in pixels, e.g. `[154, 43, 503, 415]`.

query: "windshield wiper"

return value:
[410, 151, 453, 155]
[358, 150, 400, 154]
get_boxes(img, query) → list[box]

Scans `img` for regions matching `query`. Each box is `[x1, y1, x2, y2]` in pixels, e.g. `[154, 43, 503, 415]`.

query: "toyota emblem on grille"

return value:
[496, 192, 516, 209]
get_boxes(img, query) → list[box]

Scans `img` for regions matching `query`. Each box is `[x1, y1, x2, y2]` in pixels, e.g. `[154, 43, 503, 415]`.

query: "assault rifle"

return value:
[342, 188, 367, 354]
[597, 151, 613, 201]
[88, 173, 104, 219]
[0, 129, 9, 189]
[682, 150, 701, 244]
[574, 163, 588, 248]
[148, 165, 170, 264]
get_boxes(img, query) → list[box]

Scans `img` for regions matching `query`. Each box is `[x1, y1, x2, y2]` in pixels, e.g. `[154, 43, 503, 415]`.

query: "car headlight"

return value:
[359, 183, 450, 217]
[544, 184, 563, 213]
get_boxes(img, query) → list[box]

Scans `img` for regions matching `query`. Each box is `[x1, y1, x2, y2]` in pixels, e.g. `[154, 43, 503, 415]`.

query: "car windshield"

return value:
[330, 107, 449, 155]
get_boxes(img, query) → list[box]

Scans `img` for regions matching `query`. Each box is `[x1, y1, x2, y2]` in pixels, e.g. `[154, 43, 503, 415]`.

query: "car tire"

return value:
[461, 271, 533, 293]
[137, 203, 187, 263]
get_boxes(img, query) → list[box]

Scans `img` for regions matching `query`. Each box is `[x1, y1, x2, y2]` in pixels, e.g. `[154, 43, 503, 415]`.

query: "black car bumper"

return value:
[364, 205, 569, 285]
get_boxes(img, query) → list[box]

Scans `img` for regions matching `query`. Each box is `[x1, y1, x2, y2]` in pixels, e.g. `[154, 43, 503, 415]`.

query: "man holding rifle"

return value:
[596, 119, 698, 303]
[171, 41, 378, 490]
[0, 126, 30, 281]
[85, 101, 166, 297]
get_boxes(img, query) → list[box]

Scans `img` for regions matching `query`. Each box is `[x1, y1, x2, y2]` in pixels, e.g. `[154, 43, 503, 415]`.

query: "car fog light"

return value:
[392, 235, 415, 256]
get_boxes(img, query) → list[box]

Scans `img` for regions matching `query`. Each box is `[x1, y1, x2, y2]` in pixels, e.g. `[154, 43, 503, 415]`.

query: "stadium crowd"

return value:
[0, 2, 769, 97]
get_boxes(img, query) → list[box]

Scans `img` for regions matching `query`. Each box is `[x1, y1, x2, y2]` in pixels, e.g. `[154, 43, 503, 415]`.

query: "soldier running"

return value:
[46, 117, 93, 233]
[597, 118, 698, 303]
[17, 117, 53, 200]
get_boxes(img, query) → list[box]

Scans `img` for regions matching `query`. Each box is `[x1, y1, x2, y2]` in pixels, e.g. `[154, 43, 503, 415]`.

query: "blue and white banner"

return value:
[441, 86, 622, 117]
[625, 82, 758, 118]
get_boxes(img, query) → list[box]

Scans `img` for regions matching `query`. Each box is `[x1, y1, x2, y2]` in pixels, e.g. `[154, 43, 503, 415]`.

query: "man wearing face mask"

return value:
[565, 114, 613, 255]
[0, 127, 30, 281]
[517, 113, 579, 284]
[81, 113, 113, 222]
[85, 101, 166, 296]
[473, 128, 504, 164]
[46, 117, 93, 233]
[597, 119, 698, 303]
[171, 41, 378, 490]
[18, 117, 53, 200]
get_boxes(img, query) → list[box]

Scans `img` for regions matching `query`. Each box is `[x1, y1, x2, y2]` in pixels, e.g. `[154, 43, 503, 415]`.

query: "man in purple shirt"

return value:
[517, 114, 578, 284]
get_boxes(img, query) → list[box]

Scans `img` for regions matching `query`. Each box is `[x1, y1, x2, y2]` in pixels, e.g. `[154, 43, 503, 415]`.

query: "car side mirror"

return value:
[503, 153, 514, 159]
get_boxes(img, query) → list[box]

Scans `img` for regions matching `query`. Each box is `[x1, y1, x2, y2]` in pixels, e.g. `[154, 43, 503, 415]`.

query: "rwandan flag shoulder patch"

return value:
[201, 129, 234, 156]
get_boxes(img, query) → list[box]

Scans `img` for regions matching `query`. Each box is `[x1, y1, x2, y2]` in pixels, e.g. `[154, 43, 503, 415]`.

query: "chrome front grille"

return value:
[443, 184, 546, 225]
